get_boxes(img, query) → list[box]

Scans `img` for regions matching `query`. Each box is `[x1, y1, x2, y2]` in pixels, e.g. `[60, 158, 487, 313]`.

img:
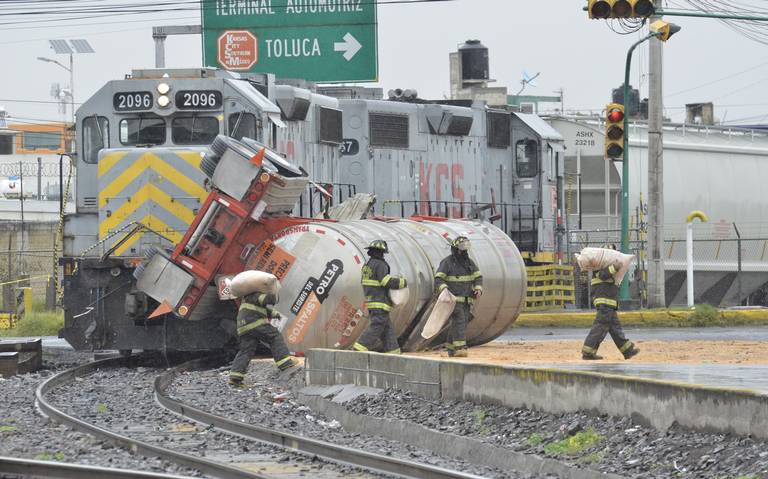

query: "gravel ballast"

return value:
[0, 349, 202, 476]
[342, 388, 768, 479]
[166, 360, 541, 479]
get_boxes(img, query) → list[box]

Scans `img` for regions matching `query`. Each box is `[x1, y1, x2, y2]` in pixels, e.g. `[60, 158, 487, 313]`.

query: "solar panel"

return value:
[49, 39, 73, 54]
[71, 39, 95, 54]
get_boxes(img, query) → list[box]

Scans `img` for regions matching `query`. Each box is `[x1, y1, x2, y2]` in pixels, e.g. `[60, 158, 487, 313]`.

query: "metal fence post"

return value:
[734, 223, 742, 306]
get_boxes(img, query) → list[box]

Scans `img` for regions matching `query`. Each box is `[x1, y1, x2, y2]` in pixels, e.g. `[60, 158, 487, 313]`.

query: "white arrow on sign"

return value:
[334, 33, 362, 61]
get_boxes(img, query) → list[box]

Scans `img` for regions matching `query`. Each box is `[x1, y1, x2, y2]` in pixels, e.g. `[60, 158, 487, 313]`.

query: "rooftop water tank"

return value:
[459, 39, 489, 83]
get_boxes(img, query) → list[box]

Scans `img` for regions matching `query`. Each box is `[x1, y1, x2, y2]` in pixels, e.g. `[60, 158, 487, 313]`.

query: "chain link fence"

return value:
[567, 227, 768, 308]
[0, 222, 58, 313]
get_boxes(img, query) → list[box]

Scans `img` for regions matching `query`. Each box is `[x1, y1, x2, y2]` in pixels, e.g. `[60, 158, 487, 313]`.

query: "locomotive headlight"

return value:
[157, 95, 171, 108]
[157, 82, 171, 95]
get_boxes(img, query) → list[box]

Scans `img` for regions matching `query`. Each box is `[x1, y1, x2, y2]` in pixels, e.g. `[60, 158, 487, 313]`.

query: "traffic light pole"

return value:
[620, 31, 660, 301]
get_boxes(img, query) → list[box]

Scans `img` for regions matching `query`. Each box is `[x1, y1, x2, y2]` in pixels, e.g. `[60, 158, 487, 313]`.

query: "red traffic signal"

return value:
[605, 103, 625, 160]
[607, 108, 624, 123]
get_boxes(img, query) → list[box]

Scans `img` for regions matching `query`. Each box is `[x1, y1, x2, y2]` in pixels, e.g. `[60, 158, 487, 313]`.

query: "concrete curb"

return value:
[305, 349, 768, 440]
[298, 388, 626, 479]
[516, 308, 768, 328]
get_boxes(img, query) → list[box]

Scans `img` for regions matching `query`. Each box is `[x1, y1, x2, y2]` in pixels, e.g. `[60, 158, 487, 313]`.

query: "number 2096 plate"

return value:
[175, 90, 222, 110]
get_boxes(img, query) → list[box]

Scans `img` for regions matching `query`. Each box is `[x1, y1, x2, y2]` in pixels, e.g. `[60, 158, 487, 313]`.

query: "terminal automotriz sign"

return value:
[202, 0, 377, 82]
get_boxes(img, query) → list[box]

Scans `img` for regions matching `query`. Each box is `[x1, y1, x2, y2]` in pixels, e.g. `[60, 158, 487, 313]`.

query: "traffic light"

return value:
[605, 103, 625, 159]
[587, 0, 655, 19]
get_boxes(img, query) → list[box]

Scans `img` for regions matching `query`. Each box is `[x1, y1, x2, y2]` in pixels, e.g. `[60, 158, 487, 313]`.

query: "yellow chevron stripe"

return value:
[112, 214, 183, 257]
[177, 150, 204, 169]
[98, 151, 129, 178]
[99, 153, 207, 209]
[99, 183, 196, 238]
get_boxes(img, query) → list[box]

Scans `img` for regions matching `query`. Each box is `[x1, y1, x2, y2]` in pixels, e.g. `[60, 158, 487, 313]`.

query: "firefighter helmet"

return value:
[366, 240, 389, 253]
[451, 236, 470, 251]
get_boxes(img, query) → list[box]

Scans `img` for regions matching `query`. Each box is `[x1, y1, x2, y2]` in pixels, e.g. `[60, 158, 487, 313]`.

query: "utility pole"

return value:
[152, 25, 202, 68]
[646, 0, 665, 308]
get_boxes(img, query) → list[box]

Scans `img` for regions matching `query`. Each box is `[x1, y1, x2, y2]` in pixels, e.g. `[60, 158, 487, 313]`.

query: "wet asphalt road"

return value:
[498, 326, 768, 393]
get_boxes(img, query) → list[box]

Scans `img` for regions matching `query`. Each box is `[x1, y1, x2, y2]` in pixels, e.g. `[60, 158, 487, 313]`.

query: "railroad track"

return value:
[36, 355, 485, 479]
[0, 456, 193, 479]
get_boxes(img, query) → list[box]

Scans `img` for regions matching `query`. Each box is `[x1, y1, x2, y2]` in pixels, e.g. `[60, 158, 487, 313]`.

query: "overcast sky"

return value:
[2, 0, 767, 125]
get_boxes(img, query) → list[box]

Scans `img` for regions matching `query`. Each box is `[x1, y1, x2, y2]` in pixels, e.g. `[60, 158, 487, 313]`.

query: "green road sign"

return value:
[202, 0, 378, 82]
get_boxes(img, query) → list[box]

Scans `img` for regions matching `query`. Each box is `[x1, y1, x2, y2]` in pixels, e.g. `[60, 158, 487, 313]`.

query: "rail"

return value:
[297, 182, 358, 217]
[155, 358, 484, 479]
[37, 355, 484, 479]
[0, 456, 192, 479]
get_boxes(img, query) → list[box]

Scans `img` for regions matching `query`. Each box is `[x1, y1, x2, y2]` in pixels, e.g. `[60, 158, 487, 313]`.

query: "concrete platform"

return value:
[305, 349, 768, 440]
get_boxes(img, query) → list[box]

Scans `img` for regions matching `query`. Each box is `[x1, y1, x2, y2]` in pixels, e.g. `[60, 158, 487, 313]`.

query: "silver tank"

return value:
[266, 218, 527, 354]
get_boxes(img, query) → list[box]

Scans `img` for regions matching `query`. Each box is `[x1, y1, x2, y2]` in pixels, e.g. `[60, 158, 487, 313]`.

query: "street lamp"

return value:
[37, 39, 94, 128]
[619, 20, 680, 301]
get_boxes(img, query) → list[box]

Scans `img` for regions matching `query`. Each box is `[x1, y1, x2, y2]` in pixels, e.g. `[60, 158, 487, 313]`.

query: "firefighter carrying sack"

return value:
[421, 289, 456, 339]
[228, 270, 281, 298]
[573, 247, 634, 285]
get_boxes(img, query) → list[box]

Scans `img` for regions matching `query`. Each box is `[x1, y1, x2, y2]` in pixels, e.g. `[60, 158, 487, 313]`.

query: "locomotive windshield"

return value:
[119, 117, 165, 146]
[172, 116, 219, 145]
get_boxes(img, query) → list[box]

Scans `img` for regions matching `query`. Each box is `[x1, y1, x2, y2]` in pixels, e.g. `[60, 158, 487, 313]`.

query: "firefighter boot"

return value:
[581, 353, 604, 360]
[454, 347, 468, 358]
[623, 347, 640, 360]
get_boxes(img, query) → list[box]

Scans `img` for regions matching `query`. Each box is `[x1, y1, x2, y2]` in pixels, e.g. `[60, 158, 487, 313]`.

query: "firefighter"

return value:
[229, 292, 295, 387]
[434, 236, 483, 357]
[353, 240, 407, 354]
[582, 263, 640, 360]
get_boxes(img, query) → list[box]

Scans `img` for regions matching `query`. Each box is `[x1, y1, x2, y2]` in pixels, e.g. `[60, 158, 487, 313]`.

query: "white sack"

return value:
[573, 247, 634, 285]
[229, 270, 280, 297]
[421, 289, 456, 339]
[389, 287, 410, 308]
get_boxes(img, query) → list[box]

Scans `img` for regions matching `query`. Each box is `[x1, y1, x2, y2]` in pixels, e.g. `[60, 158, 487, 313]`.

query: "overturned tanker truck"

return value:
[134, 136, 527, 354]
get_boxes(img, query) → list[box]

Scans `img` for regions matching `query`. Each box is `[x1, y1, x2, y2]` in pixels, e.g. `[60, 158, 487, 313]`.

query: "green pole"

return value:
[656, 9, 768, 22]
[620, 32, 659, 301]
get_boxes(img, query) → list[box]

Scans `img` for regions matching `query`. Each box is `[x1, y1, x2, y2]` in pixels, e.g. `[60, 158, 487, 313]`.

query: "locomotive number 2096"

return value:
[175, 90, 222, 110]
[113, 92, 153, 111]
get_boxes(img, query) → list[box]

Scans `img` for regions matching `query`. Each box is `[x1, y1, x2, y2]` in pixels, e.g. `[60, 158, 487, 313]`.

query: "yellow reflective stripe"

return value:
[444, 275, 475, 282]
[473, 285, 483, 291]
[608, 265, 617, 275]
[470, 271, 482, 279]
[453, 340, 467, 347]
[353, 343, 369, 352]
[594, 298, 618, 308]
[362, 279, 381, 287]
[437, 284, 448, 292]
[435, 272, 447, 279]
[398, 278, 406, 289]
[239, 303, 269, 315]
[237, 318, 268, 335]
[366, 301, 392, 311]
[619, 341, 634, 353]
[229, 372, 245, 378]
[445, 342, 455, 350]
[386, 348, 402, 355]
[582, 345, 597, 354]
[381, 274, 392, 285]
[591, 277, 613, 286]
[275, 356, 292, 366]
[258, 293, 268, 304]
[454, 296, 475, 304]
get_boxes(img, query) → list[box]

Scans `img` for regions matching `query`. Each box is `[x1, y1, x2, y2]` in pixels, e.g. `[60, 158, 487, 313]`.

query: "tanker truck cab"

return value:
[510, 113, 566, 263]
[62, 68, 285, 351]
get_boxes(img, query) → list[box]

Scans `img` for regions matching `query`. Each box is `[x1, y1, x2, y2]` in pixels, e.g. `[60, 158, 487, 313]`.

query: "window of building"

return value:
[228, 112, 260, 141]
[319, 107, 342, 144]
[171, 116, 219, 145]
[119, 117, 165, 146]
[22, 131, 61, 150]
[82, 116, 109, 164]
[369, 113, 409, 148]
[516, 139, 539, 178]
[0, 135, 13, 155]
